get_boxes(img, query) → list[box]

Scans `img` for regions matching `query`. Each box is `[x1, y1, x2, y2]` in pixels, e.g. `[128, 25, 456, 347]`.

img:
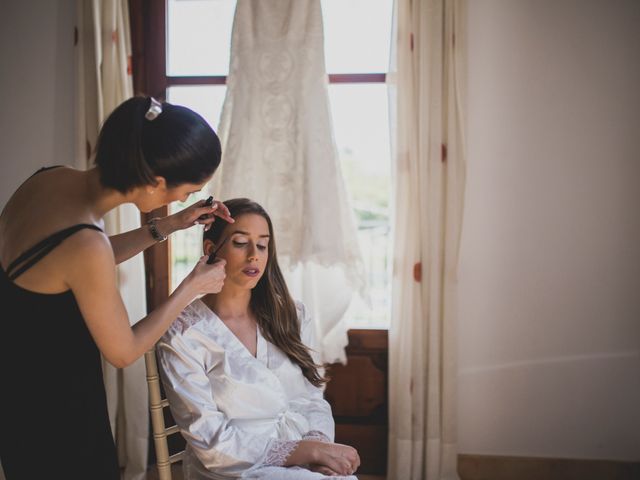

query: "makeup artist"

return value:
[0, 97, 231, 479]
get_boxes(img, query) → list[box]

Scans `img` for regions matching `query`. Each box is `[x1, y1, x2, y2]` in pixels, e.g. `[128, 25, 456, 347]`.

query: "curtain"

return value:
[387, 0, 467, 479]
[75, 1, 148, 479]
[210, 0, 365, 364]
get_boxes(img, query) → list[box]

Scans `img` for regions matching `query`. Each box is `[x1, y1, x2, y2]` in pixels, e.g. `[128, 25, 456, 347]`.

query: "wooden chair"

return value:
[145, 348, 185, 480]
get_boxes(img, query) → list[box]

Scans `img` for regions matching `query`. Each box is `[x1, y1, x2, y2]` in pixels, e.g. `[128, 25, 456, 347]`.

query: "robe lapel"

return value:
[194, 300, 284, 391]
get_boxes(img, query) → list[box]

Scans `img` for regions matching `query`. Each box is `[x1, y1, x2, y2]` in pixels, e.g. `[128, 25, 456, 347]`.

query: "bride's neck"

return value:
[204, 286, 253, 321]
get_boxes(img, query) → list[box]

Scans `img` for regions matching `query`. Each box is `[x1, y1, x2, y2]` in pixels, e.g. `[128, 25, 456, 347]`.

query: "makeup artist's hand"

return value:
[159, 199, 234, 235]
[182, 255, 226, 299]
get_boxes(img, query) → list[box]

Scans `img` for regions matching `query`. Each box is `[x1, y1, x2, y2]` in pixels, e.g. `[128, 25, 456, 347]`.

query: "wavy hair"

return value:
[203, 198, 327, 387]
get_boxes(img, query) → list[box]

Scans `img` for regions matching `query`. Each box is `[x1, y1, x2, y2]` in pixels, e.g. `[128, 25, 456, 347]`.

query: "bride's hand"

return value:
[309, 464, 341, 476]
[288, 441, 359, 476]
[313, 442, 360, 476]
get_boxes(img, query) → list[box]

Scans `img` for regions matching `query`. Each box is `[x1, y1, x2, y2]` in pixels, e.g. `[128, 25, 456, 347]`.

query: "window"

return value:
[142, 0, 393, 328]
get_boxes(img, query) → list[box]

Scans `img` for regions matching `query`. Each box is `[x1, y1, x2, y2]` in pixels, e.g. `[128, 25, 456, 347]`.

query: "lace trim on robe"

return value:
[169, 303, 206, 335]
[262, 431, 331, 467]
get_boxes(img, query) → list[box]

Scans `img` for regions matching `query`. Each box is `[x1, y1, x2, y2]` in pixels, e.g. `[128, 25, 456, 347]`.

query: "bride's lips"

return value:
[242, 267, 260, 277]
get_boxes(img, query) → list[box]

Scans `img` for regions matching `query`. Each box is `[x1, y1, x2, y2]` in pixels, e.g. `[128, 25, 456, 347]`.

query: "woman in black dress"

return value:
[0, 97, 231, 479]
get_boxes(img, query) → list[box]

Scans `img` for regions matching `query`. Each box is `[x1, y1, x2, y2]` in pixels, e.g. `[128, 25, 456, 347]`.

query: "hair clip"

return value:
[145, 97, 163, 121]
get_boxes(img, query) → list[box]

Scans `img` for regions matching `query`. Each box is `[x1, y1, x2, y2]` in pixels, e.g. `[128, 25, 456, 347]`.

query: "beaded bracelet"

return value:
[147, 217, 167, 242]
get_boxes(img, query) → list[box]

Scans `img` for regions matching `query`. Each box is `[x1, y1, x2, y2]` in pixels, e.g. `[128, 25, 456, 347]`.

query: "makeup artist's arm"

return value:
[67, 229, 227, 368]
[108, 200, 232, 264]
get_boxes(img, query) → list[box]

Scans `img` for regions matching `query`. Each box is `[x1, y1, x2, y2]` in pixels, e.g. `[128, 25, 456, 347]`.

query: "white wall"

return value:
[0, 4, 73, 477]
[0, 0, 76, 210]
[0, 0, 76, 469]
[458, 0, 640, 461]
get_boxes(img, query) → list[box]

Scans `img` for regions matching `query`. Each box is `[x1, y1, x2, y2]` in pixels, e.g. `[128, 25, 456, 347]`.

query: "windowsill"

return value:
[347, 326, 389, 331]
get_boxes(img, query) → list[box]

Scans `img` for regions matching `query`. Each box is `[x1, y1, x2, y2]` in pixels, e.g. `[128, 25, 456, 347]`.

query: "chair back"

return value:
[144, 348, 185, 480]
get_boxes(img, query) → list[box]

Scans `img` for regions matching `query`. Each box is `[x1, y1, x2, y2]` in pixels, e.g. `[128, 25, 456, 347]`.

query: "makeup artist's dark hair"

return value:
[204, 198, 327, 388]
[94, 96, 221, 193]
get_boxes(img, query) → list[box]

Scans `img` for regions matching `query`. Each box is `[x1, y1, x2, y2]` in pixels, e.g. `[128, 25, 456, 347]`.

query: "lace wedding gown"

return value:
[210, 0, 366, 364]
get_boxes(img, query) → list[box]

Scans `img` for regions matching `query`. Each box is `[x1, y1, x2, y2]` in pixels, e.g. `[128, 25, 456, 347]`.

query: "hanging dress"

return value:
[211, 0, 365, 363]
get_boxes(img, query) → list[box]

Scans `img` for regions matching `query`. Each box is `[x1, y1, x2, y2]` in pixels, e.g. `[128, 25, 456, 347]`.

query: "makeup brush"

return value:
[198, 196, 214, 220]
[207, 236, 229, 265]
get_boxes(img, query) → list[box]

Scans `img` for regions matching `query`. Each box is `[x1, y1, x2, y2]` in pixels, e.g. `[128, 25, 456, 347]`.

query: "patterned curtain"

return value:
[387, 0, 467, 478]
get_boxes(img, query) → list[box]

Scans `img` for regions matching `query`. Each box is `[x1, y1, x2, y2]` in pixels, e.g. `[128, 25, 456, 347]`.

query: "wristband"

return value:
[147, 217, 167, 242]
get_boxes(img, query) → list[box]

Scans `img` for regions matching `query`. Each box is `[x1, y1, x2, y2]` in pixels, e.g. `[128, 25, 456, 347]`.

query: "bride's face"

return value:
[207, 213, 270, 290]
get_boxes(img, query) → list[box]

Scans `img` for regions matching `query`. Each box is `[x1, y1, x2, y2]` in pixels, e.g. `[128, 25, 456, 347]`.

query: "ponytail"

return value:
[94, 96, 220, 193]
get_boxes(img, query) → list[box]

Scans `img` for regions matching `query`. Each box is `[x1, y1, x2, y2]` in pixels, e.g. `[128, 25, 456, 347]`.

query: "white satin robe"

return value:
[157, 300, 357, 480]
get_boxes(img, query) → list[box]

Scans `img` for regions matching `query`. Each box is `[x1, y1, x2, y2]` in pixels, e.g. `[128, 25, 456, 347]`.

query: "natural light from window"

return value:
[167, 0, 393, 328]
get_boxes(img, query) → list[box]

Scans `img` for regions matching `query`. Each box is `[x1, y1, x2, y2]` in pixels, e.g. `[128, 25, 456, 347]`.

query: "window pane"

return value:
[321, 0, 393, 74]
[166, 85, 227, 131]
[167, 85, 228, 290]
[167, 0, 237, 76]
[169, 201, 207, 291]
[328, 84, 392, 328]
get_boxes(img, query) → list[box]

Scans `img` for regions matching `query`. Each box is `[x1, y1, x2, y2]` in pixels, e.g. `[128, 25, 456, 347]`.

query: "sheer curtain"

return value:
[387, 0, 467, 479]
[210, 0, 365, 364]
[75, 1, 148, 479]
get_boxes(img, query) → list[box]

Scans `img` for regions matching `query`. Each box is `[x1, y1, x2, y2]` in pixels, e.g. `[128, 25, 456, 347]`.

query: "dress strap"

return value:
[6, 224, 103, 281]
[28, 165, 64, 179]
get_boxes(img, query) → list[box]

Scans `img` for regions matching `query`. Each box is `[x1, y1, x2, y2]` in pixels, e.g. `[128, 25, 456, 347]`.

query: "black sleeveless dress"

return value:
[0, 170, 119, 479]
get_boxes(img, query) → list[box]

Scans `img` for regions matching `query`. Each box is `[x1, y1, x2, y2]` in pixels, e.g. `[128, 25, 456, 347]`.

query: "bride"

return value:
[157, 198, 360, 479]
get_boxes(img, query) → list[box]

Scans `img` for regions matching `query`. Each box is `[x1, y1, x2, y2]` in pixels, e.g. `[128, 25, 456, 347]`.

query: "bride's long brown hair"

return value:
[203, 198, 327, 387]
